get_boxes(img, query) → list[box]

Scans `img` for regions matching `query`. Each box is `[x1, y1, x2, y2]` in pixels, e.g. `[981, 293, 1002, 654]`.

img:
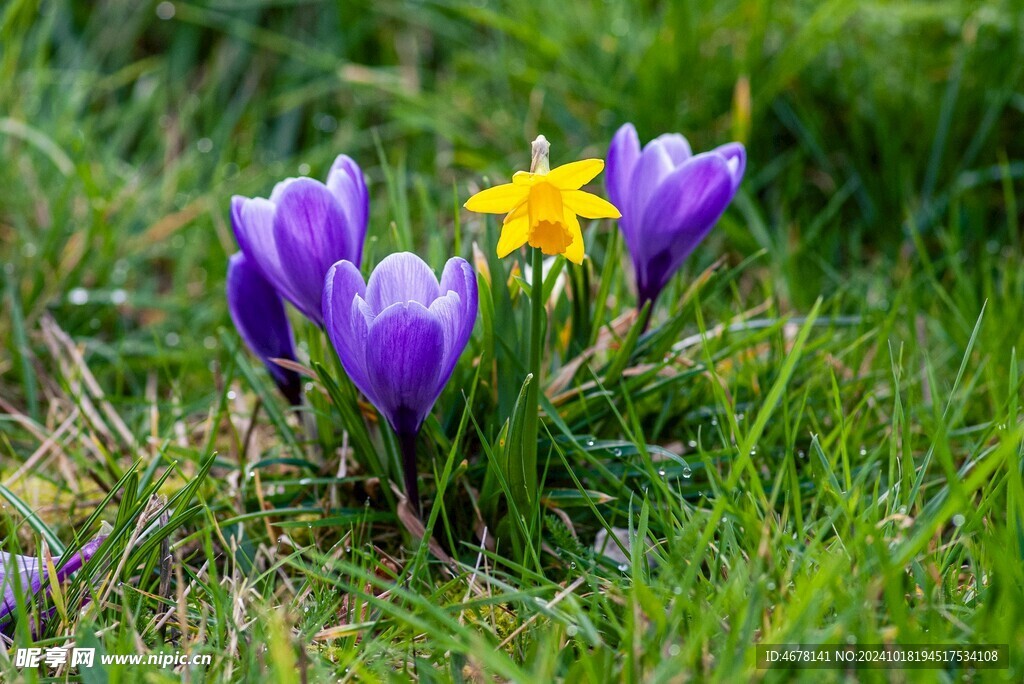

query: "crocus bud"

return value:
[323, 252, 478, 509]
[230, 154, 368, 326]
[1, 529, 108, 626]
[606, 123, 745, 310]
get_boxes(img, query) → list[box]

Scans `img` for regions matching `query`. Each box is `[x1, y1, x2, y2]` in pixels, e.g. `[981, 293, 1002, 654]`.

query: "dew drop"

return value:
[155, 1, 175, 19]
[682, 466, 692, 478]
[952, 514, 965, 528]
[68, 287, 89, 305]
[315, 114, 338, 132]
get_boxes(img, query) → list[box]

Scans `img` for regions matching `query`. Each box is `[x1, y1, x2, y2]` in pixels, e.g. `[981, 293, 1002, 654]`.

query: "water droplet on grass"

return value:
[69, 287, 89, 305]
[156, 1, 175, 19]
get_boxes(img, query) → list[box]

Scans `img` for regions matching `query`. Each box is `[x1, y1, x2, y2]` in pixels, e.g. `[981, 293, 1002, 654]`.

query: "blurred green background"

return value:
[2, 0, 1023, 406]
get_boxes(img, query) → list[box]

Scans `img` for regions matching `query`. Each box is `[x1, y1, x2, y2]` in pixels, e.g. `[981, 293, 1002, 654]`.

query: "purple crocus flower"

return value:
[230, 154, 368, 326]
[1, 534, 106, 626]
[322, 252, 478, 511]
[226, 252, 302, 405]
[606, 123, 746, 311]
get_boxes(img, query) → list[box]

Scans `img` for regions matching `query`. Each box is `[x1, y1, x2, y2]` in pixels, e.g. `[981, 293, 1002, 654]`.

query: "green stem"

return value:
[522, 248, 544, 520]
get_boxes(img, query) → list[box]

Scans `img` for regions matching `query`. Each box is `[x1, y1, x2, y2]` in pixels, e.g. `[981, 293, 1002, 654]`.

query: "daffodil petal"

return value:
[546, 159, 605, 190]
[512, 171, 536, 186]
[497, 216, 530, 258]
[503, 201, 528, 224]
[562, 212, 585, 264]
[464, 183, 529, 214]
[562, 190, 621, 219]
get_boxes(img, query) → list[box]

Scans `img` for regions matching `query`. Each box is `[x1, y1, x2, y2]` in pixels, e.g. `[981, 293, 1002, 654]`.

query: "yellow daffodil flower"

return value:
[464, 135, 621, 264]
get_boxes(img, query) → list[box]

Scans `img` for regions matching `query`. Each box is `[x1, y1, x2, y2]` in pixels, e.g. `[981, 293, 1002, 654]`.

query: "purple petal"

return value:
[436, 257, 477, 389]
[439, 258, 478, 337]
[272, 178, 356, 325]
[606, 123, 641, 223]
[712, 142, 746, 192]
[325, 155, 369, 265]
[626, 140, 675, 242]
[429, 292, 463, 364]
[1, 552, 41, 619]
[232, 196, 297, 303]
[228, 253, 301, 404]
[269, 177, 300, 204]
[1, 534, 106, 622]
[634, 153, 736, 300]
[365, 252, 441, 314]
[323, 260, 373, 400]
[364, 302, 445, 434]
[652, 133, 692, 166]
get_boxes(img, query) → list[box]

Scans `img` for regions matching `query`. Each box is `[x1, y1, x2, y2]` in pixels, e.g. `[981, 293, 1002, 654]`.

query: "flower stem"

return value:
[398, 429, 421, 517]
[638, 293, 656, 333]
[523, 248, 544, 511]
